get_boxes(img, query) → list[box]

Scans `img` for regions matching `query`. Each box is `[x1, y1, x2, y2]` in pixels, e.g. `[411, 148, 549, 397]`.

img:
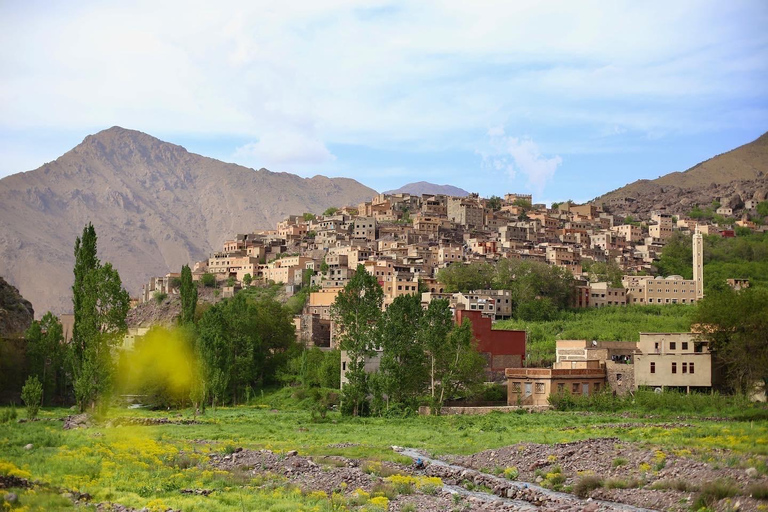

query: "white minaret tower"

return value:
[693, 225, 704, 300]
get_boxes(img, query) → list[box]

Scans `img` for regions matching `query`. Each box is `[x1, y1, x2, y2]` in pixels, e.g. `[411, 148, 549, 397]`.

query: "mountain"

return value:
[384, 181, 469, 197]
[595, 132, 768, 217]
[0, 127, 376, 316]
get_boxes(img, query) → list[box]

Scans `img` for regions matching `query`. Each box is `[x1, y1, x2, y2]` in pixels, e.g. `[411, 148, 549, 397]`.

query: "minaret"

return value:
[693, 225, 704, 300]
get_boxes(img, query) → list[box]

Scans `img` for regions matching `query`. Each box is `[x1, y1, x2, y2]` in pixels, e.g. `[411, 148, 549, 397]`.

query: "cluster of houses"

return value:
[135, 191, 760, 401]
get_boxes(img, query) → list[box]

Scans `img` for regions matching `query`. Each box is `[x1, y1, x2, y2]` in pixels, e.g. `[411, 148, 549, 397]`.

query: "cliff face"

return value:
[0, 127, 376, 316]
[0, 276, 34, 337]
[594, 132, 768, 218]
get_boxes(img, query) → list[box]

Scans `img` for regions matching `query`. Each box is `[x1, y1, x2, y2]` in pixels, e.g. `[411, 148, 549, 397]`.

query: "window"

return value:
[670, 342, 676, 350]
[557, 383, 564, 393]
[682, 342, 689, 351]
[682, 362, 688, 374]
[690, 362, 695, 374]
[672, 362, 677, 374]
[572, 383, 579, 393]
[594, 383, 600, 392]
[512, 382, 521, 392]
[535, 383, 545, 394]
[650, 362, 656, 374]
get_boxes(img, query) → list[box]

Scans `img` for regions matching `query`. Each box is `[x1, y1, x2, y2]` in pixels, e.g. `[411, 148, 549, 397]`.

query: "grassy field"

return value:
[1, 390, 767, 511]
[494, 304, 695, 365]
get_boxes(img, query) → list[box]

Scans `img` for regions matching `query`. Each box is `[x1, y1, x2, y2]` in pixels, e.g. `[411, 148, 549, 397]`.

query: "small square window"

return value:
[670, 342, 676, 350]
[672, 362, 677, 374]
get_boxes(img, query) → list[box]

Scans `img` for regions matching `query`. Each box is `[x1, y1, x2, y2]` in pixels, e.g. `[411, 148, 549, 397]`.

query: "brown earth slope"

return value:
[0, 127, 376, 316]
[595, 132, 768, 218]
[0, 276, 34, 337]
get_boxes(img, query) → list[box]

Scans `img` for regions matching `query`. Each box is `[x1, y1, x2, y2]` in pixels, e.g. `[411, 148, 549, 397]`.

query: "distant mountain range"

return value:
[384, 181, 469, 197]
[594, 132, 768, 217]
[0, 127, 376, 316]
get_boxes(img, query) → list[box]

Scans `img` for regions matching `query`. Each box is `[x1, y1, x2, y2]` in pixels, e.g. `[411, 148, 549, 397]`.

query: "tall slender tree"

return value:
[70, 223, 129, 411]
[179, 264, 197, 324]
[25, 312, 65, 405]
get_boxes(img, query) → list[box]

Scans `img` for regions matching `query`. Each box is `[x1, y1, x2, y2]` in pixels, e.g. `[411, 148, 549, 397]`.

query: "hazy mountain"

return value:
[595, 132, 768, 217]
[0, 127, 376, 316]
[384, 181, 469, 197]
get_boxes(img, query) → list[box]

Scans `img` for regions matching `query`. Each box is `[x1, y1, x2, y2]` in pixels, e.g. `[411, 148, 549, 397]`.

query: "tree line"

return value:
[331, 265, 486, 416]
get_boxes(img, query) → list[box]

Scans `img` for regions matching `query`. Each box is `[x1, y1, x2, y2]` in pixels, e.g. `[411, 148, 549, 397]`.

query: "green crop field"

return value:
[1, 390, 767, 511]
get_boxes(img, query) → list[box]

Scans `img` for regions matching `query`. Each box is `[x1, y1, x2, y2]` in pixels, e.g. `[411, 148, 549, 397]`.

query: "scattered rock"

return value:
[23, 443, 33, 450]
[63, 413, 92, 430]
[3, 492, 18, 504]
[746, 467, 758, 478]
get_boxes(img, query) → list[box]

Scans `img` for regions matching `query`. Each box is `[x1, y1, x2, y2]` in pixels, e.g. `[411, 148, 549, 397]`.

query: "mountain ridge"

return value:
[594, 131, 768, 217]
[384, 181, 469, 197]
[0, 127, 376, 316]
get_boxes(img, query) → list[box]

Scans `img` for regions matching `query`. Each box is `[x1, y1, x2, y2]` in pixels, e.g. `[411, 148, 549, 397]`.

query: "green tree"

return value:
[757, 201, 768, 218]
[24, 312, 65, 405]
[379, 294, 428, 411]
[303, 212, 316, 221]
[21, 375, 43, 419]
[693, 288, 768, 394]
[201, 273, 216, 287]
[330, 264, 383, 416]
[70, 224, 130, 412]
[179, 264, 197, 324]
[242, 273, 253, 286]
[429, 319, 486, 414]
[487, 196, 502, 211]
[436, 262, 494, 292]
[323, 206, 339, 216]
[419, 298, 454, 408]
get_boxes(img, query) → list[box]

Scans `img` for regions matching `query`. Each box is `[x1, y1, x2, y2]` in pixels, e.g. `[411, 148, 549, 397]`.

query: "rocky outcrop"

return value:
[0, 276, 34, 337]
[594, 131, 768, 219]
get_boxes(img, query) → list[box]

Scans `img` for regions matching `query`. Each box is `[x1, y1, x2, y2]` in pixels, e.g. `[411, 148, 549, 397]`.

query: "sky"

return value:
[1, 1, 766, 204]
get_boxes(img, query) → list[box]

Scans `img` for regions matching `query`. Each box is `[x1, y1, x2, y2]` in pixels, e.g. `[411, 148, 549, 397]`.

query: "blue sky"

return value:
[1, 1, 766, 204]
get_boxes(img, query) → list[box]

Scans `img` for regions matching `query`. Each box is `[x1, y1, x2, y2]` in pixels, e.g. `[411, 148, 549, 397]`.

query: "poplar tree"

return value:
[70, 223, 129, 412]
[179, 264, 197, 324]
[24, 312, 65, 405]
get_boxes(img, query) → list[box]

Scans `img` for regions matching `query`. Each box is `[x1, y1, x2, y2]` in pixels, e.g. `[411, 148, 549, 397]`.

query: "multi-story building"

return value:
[634, 333, 712, 393]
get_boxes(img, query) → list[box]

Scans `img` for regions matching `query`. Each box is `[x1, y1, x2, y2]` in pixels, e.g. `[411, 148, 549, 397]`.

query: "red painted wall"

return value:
[455, 310, 526, 369]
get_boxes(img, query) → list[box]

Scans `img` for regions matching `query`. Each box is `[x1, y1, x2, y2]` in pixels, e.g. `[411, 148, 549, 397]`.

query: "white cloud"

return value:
[0, 1, 765, 178]
[233, 131, 336, 168]
[483, 129, 563, 195]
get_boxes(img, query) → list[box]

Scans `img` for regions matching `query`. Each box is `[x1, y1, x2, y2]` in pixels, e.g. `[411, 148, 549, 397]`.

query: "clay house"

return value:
[506, 363, 606, 406]
[455, 309, 525, 379]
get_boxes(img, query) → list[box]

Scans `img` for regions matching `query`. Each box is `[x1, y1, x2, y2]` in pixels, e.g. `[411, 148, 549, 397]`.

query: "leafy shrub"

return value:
[21, 375, 43, 419]
[574, 475, 604, 498]
[154, 291, 167, 303]
[650, 478, 698, 492]
[0, 407, 18, 424]
[503, 466, 519, 480]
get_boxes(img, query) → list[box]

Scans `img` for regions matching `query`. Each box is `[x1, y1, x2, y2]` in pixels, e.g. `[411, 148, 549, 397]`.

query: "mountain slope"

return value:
[595, 132, 768, 216]
[384, 181, 469, 197]
[0, 127, 376, 316]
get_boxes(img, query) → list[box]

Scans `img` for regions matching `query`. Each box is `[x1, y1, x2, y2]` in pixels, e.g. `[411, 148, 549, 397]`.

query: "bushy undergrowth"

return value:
[547, 389, 762, 418]
[495, 305, 694, 366]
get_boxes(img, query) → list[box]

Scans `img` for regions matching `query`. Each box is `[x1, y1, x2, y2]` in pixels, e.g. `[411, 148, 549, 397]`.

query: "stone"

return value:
[286, 450, 298, 457]
[24, 443, 33, 450]
[4, 493, 18, 504]
[745, 467, 758, 478]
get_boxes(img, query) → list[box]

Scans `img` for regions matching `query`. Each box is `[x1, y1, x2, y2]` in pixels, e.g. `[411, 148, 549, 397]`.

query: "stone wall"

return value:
[606, 361, 634, 395]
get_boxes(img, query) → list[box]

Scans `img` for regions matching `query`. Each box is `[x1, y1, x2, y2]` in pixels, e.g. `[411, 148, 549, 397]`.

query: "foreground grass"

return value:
[1, 395, 767, 511]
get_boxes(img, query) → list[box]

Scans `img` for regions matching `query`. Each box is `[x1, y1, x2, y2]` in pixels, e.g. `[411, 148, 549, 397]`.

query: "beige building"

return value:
[587, 282, 627, 307]
[506, 363, 606, 406]
[623, 275, 699, 305]
[634, 332, 712, 392]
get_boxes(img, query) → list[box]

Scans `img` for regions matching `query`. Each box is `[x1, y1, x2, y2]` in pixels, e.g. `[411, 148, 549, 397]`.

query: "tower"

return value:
[693, 226, 704, 300]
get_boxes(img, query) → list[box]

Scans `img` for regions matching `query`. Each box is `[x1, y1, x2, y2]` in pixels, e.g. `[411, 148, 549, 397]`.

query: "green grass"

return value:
[0, 391, 767, 511]
[494, 305, 694, 366]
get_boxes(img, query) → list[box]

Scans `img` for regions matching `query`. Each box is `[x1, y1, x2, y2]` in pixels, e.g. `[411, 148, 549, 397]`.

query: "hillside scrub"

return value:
[494, 305, 694, 366]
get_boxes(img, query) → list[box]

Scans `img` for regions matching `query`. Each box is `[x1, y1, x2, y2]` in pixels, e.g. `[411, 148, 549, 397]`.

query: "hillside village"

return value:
[135, 191, 766, 405]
